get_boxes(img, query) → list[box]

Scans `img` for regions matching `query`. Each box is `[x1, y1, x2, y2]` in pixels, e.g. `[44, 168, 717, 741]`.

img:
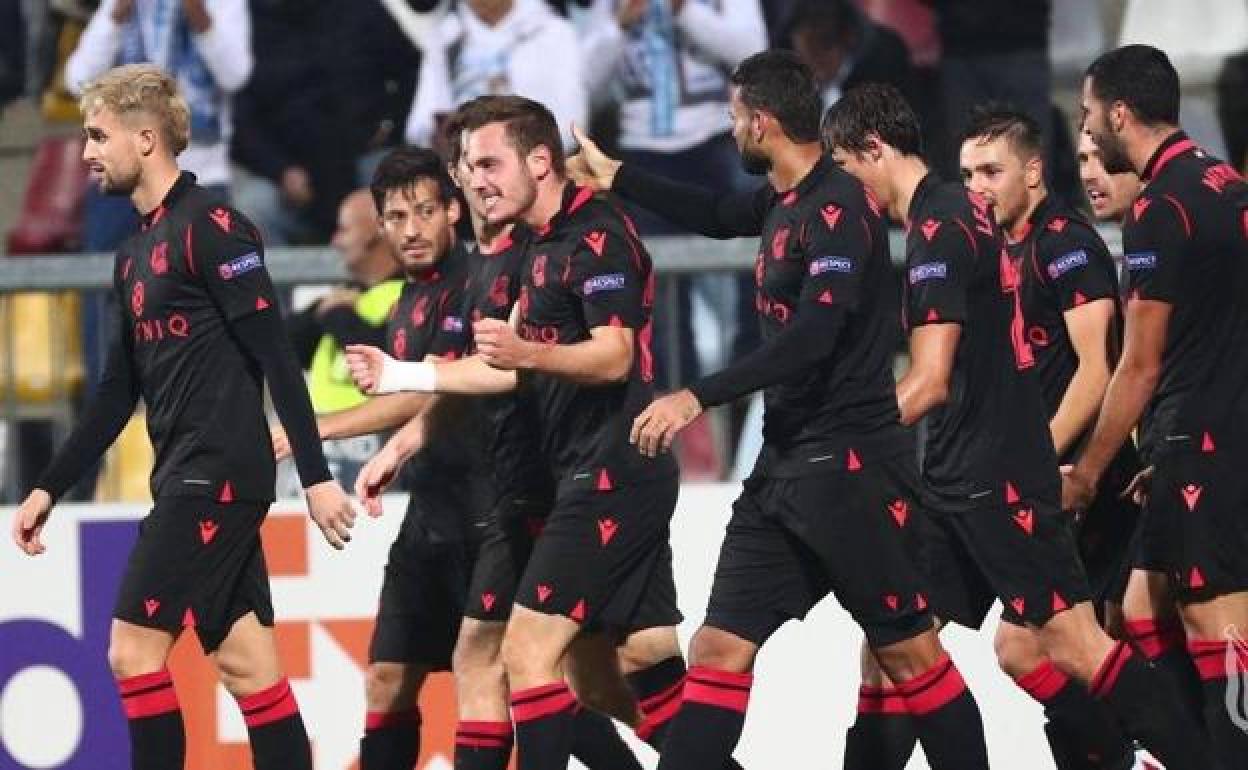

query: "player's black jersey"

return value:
[114, 172, 281, 502]
[903, 174, 1058, 508]
[387, 244, 484, 537]
[1005, 196, 1123, 459]
[517, 183, 678, 489]
[463, 226, 555, 503]
[1121, 131, 1248, 458]
[749, 156, 910, 472]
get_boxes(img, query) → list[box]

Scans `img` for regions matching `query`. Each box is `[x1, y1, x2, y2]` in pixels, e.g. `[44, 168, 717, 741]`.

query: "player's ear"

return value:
[446, 196, 462, 226]
[1024, 155, 1044, 189]
[864, 133, 885, 164]
[527, 145, 553, 181]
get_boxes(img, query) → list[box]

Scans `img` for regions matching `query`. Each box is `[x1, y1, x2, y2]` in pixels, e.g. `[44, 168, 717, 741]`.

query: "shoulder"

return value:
[1035, 203, 1110, 261]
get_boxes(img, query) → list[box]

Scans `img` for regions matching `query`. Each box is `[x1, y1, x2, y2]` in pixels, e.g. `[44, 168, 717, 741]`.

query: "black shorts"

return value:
[1136, 439, 1248, 602]
[114, 498, 273, 653]
[368, 494, 475, 669]
[515, 475, 682, 633]
[1076, 467, 1141, 611]
[922, 495, 1091, 629]
[463, 496, 549, 623]
[705, 455, 934, 649]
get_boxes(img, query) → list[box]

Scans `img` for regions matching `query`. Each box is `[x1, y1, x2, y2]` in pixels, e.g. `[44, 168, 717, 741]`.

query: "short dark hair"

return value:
[730, 50, 822, 143]
[821, 82, 923, 157]
[960, 103, 1043, 160]
[1085, 44, 1181, 126]
[439, 106, 468, 168]
[455, 94, 565, 174]
[370, 146, 457, 213]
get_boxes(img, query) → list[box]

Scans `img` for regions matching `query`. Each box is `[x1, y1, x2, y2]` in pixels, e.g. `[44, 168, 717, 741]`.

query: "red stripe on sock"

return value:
[683, 667, 753, 713]
[1125, 619, 1186, 660]
[511, 683, 578, 723]
[457, 720, 513, 737]
[857, 685, 908, 714]
[238, 679, 299, 729]
[455, 720, 513, 749]
[117, 669, 173, 696]
[456, 735, 512, 749]
[898, 656, 968, 716]
[1188, 639, 1247, 681]
[1091, 642, 1133, 699]
[120, 686, 180, 719]
[366, 709, 420, 731]
[1014, 660, 1070, 703]
[636, 680, 684, 741]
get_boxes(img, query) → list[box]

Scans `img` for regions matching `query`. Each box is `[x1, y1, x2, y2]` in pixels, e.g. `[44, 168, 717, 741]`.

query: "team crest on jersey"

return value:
[131, 280, 145, 317]
[1047, 250, 1088, 279]
[532, 254, 548, 287]
[392, 328, 408, 360]
[150, 241, 169, 274]
[218, 252, 262, 280]
[771, 227, 790, 259]
[489, 275, 510, 308]
[821, 204, 842, 231]
[410, 295, 430, 327]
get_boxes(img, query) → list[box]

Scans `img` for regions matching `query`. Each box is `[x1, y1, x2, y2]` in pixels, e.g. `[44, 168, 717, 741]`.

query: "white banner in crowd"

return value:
[0, 485, 1059, 769]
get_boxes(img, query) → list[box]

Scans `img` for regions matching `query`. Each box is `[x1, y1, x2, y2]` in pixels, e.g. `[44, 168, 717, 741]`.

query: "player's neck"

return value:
[889, 156, 931, 224]
[131, 159, 182, 216]
[524, 173, 566, 231]
[1128, 123, 1181, 177]
[1009, 188, 1048, 242]
[475, 216, 512, 253]
[767, 142, 822, 194]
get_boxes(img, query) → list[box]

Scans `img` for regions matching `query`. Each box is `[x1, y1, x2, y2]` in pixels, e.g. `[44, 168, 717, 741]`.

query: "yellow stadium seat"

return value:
[94, 411, 154, 503]
[0, 292, 85, 407]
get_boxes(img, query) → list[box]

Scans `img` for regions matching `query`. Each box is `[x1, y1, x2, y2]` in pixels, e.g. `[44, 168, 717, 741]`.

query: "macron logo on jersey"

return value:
[218, 252, 263, 280]
[1047, 249, 1088, 279]
[809, 256, 854, 276]
[1126, 252, 1158, 271]
[583, 273, 626, 295]
[908, 262, 947, 284]
[441, 316, 465, 333]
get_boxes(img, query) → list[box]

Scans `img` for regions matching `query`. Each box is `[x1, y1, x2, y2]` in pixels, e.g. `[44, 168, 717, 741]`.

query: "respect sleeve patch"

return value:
[217, 252, 263, 280]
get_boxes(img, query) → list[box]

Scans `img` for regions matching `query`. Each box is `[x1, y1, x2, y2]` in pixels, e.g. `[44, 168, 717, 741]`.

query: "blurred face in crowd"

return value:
[729, 87, 771, 175]
[959, 135, 1040, 232]
[462, 122, 540, 227]
[82, 106, 146, 196]
[332, 191, 385, 277]
[379, 178, 460, 278]
[1081, 76, 1134, 175]
[465, 0, 513, 25]
[1077, 129, 1141, 222]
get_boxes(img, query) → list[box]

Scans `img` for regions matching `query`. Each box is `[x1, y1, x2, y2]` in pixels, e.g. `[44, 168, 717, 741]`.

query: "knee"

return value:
[453, 623, 506, 682]
[107, 629, 169, 680]
[873, 631, 945, 683]
[688, 627, 755, 673]
[994, 624, 1045, 680]
[617, 626, 681, 675]
[366, 663, 414, 713]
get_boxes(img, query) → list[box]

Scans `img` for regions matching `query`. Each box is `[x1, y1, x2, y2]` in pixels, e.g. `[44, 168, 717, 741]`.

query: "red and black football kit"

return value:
[36, 172, 331, 653]
[1004, 194, 1141, 611]
[902, 174, 1089, 630]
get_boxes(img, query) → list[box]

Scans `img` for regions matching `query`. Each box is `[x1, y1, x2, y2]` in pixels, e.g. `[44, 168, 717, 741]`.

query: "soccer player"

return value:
[346, 95, 699, 770]
[567, 50, 990, 770]
[9, 63, 357, 770]
[959, 105, 1139, 770]
[1077, 130, 1143, 227]
[822, 82, 1212, 770]
[1066, 44, 1248, 765]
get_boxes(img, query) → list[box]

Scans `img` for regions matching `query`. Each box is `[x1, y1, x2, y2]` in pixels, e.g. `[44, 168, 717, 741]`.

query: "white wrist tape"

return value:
[377, 359, 437, 394]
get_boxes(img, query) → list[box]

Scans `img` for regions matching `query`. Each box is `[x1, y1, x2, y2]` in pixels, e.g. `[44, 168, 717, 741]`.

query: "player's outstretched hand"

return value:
[12, 489, 53, 556]
[1060, 464, 1096, 514]
[270, 425, 291, 461]
[631, 389, 703, 458]
[345, 344, 392, 394]
[1120, 465, 1154, 507]
[355, 446, 403, 518]
[306, 480, 358, 550]
[567, 124, 622, 193]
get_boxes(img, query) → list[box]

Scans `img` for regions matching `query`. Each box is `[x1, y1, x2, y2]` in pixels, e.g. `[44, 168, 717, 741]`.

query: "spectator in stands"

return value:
[405, 0, 586, 149]
[0, 0, 22, 106]
[230, 0, 354, 245]
[929, 0, 1052, 176]
[783, 0, 917, 109]
[1217, 50, 1248, 174]
[277, 189, 403, 493]
[581, 0, 766, 389]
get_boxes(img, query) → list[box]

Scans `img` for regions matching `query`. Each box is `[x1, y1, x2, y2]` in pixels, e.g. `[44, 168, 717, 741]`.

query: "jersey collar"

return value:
[905, 172, 940, 230]
[535, 182, 594, 239]
[141, 171, 196, 230]
[1141, 130, 1195, 182]
[777, 154, 832, 206]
